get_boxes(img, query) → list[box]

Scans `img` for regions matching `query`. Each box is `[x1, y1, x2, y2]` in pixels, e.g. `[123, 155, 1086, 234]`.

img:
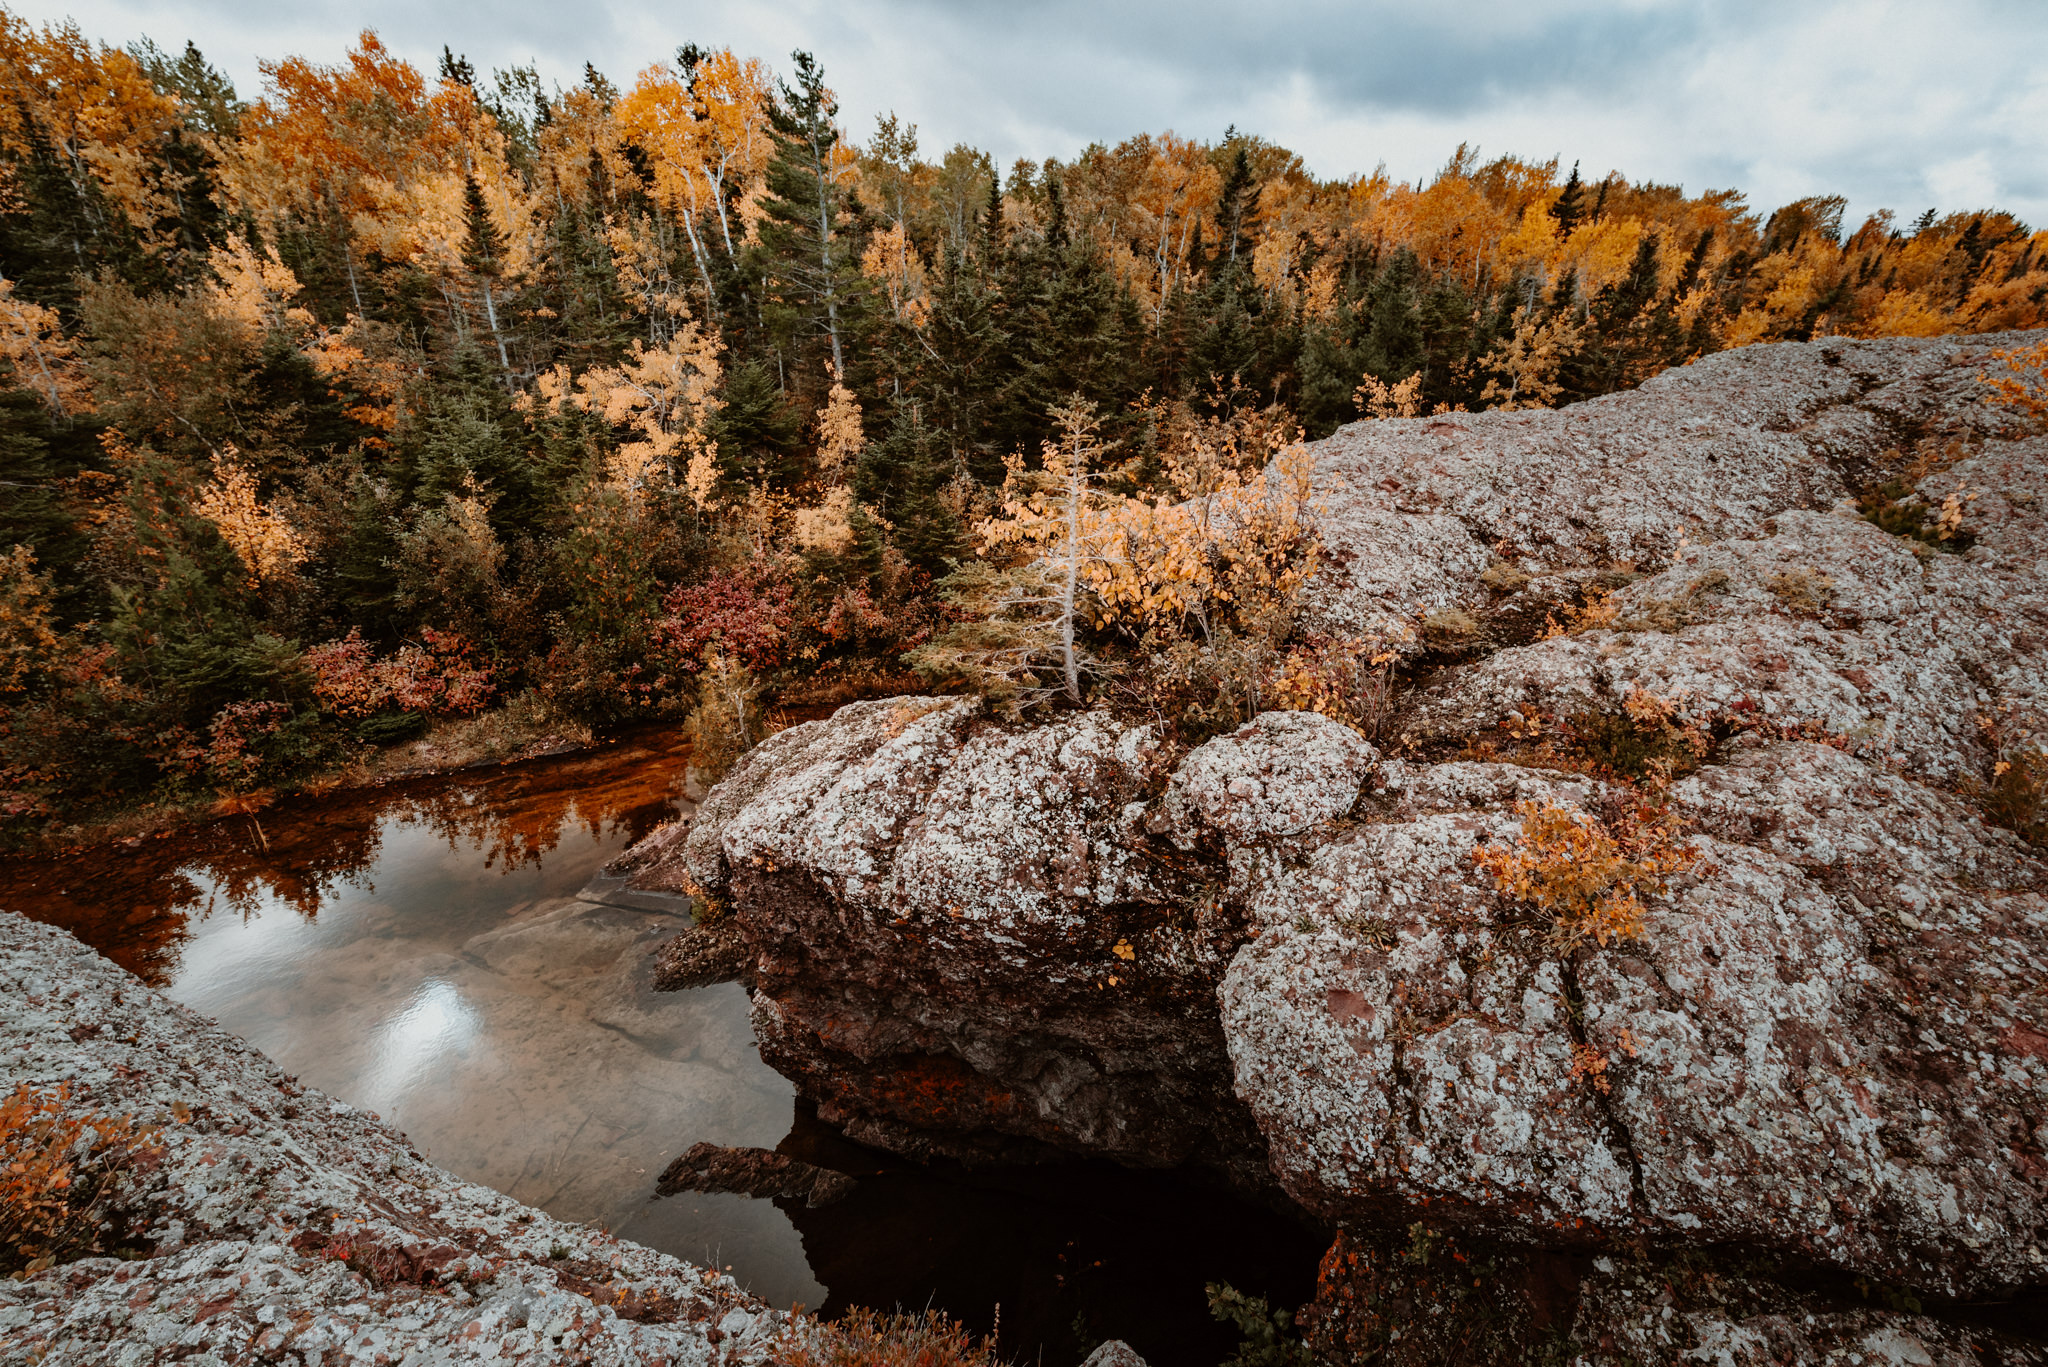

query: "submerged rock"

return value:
[0, 912, 784, 1365]
[657, 1141, 856, 1208]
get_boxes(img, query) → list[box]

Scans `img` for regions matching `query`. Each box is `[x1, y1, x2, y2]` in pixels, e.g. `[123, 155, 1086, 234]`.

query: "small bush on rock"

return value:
[2, 1083, 164, 1278]
[1764, 567, 1835, 617]
[1855, 480, 1976, 552]
[1982, 340, 2048, 426]
[1977, 705, 2048, 847]
[1565, 687, 1711, 782]
[774, 1307, 1007, 1366]
[1208, 1282, 1314, 1367]
[1473, 798, 1696, 948]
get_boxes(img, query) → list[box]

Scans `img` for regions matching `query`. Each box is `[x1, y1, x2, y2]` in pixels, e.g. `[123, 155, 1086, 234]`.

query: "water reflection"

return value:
[368, 980, 480, 1113]
[0, 731, 695, 986]
[0, 727, 1328, 1355]
[0, 729, 826, 1310]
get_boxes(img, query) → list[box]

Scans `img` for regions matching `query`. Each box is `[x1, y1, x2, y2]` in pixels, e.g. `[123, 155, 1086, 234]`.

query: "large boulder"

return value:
[1219, 742, 2047, 1299]
[678, 697, 1275, 1184]
[1301, 331, 2031, 640]
[622, 331, 2048, 1350]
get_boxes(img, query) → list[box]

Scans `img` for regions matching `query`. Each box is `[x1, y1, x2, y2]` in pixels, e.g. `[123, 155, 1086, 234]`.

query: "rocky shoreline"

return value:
[618, 331, 2048, 1363]
[0, 912, 787, 1366]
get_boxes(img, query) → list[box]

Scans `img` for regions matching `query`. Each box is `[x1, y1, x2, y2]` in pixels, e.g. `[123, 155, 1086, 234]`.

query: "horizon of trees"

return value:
[1, 9, 2043, 836]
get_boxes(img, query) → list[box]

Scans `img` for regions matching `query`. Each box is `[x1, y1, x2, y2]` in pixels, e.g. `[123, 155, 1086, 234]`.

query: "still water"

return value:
[1, 731, 1321, 1365]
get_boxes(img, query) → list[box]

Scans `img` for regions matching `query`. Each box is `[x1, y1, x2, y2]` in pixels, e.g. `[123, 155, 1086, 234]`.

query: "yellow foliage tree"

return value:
[1477, 305, 1585, 410]
[0, 15, 184, 253]
[0, 544, 59, 695]
[525, 323, 725, 495]
[193, 452, 309, 587]
[0, 276, 90, 416]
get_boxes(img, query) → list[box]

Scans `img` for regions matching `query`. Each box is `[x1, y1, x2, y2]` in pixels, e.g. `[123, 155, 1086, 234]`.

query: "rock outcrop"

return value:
[627, 696, 1283, 1187]
[0, 912, 784, 1365]
[625, 331, 2048, 1358]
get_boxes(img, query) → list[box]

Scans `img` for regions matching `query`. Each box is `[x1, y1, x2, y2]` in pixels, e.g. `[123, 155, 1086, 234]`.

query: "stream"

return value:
[1, 730, 1321, 1365]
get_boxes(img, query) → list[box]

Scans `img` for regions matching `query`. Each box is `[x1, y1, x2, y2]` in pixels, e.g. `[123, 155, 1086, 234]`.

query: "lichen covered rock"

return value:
[1157, 710, 1378, 850]
[1219, 744, 2048, 1299]
[0, 913, 783, 1365]
[619, 331, 2048, 1347]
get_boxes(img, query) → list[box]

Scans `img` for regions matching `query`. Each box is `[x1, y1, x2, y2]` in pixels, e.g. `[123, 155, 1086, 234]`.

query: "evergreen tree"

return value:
[461, 173, 512, 369]
[921, 243, 1004, 480]
[855, 399, 962, 571]
[711, 359, 803, 487]
[129, 40, 241, 274]
[1361, 247, 1425, 383]
[1013, 240, 1144, 465]
[439, 47, 476, 87]
[1187, 271, 1259, 397]
[0, 115, 140, 311]
[1417, 273, 1476, 406]
[1550, 161, 1585, 237]
[980, 172, 1003, 266]
[1674, 227, 1714, 298]
[0, 386, 94, 620]
[751, 50, 862, 380]
[1216, 145, 1259, 265]
[1578, 232, 1668, 394]
[1043, 170, 1069, 252]
[402, 345, 538, 535]
[1297, 305, 1367, 436]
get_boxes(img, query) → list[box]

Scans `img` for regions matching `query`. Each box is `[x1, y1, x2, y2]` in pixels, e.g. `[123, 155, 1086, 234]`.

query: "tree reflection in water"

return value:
[0, 729, 693, 985]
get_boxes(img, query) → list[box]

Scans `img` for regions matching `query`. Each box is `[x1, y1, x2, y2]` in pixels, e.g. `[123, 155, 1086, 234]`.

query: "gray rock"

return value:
[0, 912, 783, 1365]
[1157, 709, 1378, 850]
[1080, 1340, 1150, 1367]
[619, 331, 2048, 1343]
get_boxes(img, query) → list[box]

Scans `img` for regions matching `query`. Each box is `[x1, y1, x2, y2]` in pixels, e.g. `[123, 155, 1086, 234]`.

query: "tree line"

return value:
[1, 12, 2042, 837]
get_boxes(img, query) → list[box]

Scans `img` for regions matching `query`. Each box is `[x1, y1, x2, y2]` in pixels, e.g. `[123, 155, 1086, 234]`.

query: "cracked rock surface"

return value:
[0, 913, 784, 1366]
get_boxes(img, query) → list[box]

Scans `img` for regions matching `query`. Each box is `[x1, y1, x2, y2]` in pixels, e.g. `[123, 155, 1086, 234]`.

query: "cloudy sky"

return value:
[23, 0, 2048, 229]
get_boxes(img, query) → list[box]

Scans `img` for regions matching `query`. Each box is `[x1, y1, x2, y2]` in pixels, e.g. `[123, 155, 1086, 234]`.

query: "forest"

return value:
[1, 11, 2045, 841]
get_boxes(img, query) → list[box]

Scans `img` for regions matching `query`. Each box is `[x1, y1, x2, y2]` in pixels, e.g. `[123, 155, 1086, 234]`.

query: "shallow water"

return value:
[2, 732, 1322, 1363]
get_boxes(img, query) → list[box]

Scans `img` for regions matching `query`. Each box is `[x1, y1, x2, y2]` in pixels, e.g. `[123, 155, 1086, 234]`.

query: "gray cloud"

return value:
[23, 0, 2048, 226]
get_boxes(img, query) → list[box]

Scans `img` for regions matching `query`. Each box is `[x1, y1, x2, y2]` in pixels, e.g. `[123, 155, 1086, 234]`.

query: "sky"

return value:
[19, 0, 2048, 230]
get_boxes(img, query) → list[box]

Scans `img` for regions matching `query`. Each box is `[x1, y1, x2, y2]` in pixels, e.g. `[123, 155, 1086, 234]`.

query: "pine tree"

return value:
[461, 173, 512, 369]
[981, 172, 1003, 267]
[1550, 161, 1585, 237]
[921, 243, 1004, 482]
[1580, 232, 1668, 394]
[1044, 171, 1069, 252]
[1674, 227, 1714, 297]
[1014, 240, 1144, 462]
[1361, 247, 1425, 383]
[403, 345, 539, 536]
[751, 50, 862, 380]
[855, 399, 962, 571]
[711, 359, 803, 487]
[1297, 304, 1367, 436]
[1216, 145, 1259, 265]
[1188, 271, 1258, 397]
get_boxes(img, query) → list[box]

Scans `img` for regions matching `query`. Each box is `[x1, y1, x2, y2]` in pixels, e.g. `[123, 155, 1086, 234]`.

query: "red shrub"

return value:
[657, 569, 795, 674]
